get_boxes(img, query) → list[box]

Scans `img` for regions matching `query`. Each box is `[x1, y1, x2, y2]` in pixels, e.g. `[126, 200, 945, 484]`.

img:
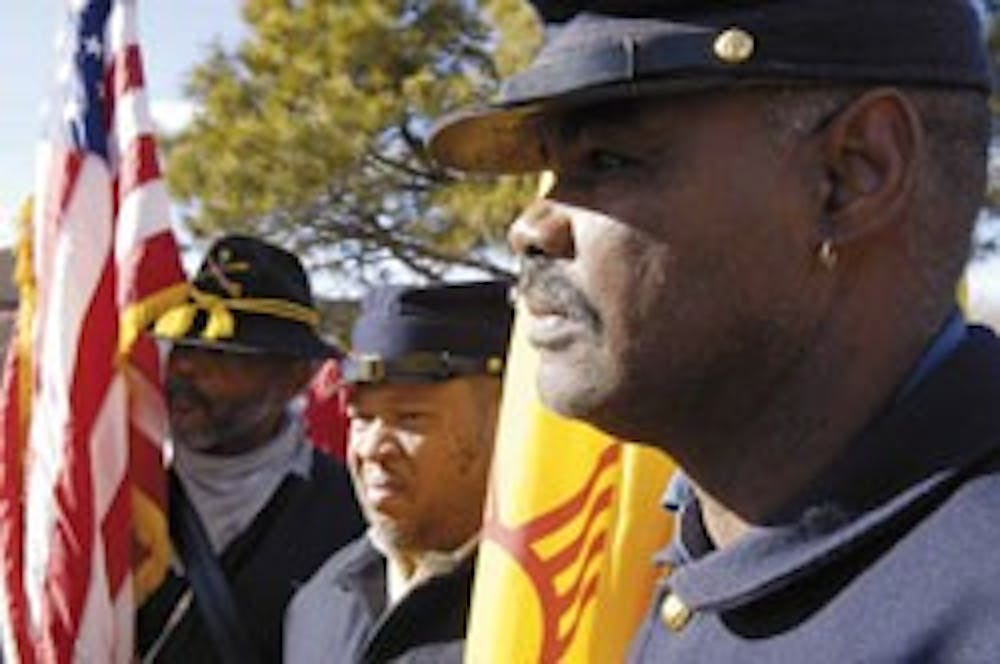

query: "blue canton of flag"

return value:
[56, 0, 112, 158]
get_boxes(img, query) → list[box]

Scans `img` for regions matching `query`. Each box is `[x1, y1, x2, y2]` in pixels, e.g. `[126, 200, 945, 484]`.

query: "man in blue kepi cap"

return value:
[137, 234, 364, 663]
[428, 1, 1000, 662]
[284, 280, 514, 663]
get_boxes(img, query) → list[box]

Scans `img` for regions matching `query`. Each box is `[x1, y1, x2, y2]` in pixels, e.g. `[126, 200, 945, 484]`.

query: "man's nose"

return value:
[351, 420, 398, 460]
[167, 345, 207, 378]
[168, 347, 192, 375]
[508, 198, 575, 259]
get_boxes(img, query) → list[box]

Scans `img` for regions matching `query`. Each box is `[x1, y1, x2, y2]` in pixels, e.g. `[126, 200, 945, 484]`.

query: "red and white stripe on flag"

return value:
[0, 0, 187, 661]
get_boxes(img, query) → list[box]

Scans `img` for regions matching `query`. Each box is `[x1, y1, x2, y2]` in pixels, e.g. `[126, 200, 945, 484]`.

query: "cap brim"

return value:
[427, 76, 736, 175]
[427, 104, 543, 175]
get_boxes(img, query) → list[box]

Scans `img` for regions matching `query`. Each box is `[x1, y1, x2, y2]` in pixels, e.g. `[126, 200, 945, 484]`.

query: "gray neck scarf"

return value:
[173, 414, 313, 554]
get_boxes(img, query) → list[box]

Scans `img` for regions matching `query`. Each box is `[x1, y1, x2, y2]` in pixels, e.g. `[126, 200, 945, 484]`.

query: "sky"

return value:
[0, 0, 246, 247]
[2, 1, 1000, 315]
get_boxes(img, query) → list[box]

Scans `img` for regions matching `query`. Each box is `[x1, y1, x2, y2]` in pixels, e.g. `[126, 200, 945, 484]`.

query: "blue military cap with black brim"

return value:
[427, 0, 992, 174]
[152, 234, 342, 360]
[343, 281, 515, 385]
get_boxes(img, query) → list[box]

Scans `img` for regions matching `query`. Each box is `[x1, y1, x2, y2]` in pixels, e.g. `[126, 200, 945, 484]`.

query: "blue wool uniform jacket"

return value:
[136, 449, 364, 663]
[630, 325, 1000, 663]
[284, 536, 475, 663]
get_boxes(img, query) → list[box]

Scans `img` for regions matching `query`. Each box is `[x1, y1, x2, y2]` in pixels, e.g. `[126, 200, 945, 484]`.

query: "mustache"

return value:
[165, 376, 212, 412]
[518, 256, 601, 333]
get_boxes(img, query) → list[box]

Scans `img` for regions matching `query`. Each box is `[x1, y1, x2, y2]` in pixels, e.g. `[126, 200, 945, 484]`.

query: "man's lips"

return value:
[522, 293, 563, 319]
[522, 291, 589, 350]
[166, 378, 214, 419]
[361, 469, 406, 507]
[518, 258, 601, 349]
[525, 310, 585, 350]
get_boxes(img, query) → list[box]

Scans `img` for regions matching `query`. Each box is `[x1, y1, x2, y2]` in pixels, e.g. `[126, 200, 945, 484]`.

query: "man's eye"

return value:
[397, 412, 428, 426]
[587, 150, 634, 173]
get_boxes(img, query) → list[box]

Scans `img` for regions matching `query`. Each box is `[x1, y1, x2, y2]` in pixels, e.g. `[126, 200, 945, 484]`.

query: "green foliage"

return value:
[166, 0, 542, 289]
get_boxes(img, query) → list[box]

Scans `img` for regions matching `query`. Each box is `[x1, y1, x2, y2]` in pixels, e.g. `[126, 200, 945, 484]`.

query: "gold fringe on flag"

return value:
[132, 486, 171, 604]
[13, 197, 36, 453]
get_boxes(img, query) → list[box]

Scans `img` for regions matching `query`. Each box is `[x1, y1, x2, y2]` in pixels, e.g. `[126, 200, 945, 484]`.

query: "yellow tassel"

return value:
[150, 287, 319, 344]
[119, 282, 190, 359]
[153, 304, 198, 340]
[202, 304, 235, 340]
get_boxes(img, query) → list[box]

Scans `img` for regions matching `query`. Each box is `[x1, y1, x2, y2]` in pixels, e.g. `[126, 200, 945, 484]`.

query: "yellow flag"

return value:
[465, 308, 676, 663]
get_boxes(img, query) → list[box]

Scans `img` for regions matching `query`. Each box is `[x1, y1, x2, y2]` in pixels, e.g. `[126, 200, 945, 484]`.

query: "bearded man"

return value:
[137, 234, 363, 663]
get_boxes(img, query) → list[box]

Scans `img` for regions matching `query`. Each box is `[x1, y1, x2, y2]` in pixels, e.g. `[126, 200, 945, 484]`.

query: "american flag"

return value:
[0, 0, 187, 661]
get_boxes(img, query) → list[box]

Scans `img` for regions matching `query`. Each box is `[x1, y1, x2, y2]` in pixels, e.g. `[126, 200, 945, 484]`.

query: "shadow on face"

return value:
[346, 376, 501, 554]
[166, 345, 313, 456]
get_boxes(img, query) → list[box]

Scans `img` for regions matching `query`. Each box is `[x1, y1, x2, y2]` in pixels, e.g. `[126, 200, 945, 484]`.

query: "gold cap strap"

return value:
[153, 288, 320, 342]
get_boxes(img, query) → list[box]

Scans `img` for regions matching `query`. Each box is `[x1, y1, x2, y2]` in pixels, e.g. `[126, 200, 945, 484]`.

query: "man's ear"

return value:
[819, 88, 922, 247]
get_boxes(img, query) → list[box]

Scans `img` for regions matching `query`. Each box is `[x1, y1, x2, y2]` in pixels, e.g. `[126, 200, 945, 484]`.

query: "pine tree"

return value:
[166, 0, 541, 288]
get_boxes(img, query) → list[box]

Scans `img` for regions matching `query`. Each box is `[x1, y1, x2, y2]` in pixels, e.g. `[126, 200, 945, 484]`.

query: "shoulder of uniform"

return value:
[301, 535, 379, 597]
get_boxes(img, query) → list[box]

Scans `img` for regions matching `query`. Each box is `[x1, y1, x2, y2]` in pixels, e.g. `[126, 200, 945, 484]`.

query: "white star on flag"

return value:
[83, 34, 102, 58]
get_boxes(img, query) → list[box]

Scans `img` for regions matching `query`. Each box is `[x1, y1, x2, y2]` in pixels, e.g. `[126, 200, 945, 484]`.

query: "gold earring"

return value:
[818, 239, 837, 270]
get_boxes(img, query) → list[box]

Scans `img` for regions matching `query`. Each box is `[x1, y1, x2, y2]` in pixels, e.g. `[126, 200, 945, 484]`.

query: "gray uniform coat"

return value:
[630, 326, 1000, 663]
[284, 536, 475, 663]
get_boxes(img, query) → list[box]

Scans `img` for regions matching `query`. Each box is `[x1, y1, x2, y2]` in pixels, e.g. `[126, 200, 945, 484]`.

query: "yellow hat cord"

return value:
[153, 288, 320, 341]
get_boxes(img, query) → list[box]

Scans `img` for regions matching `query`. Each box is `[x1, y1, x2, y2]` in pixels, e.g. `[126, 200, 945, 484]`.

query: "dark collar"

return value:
[665, 325, 1000, 612]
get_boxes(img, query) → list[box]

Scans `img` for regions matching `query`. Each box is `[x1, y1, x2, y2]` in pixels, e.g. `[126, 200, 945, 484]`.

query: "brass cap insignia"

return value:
[202, 253, 250, 298]
[486, 356, 504, 375]
[356, 354, 386, 383]
[713, 27, 755, 65]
